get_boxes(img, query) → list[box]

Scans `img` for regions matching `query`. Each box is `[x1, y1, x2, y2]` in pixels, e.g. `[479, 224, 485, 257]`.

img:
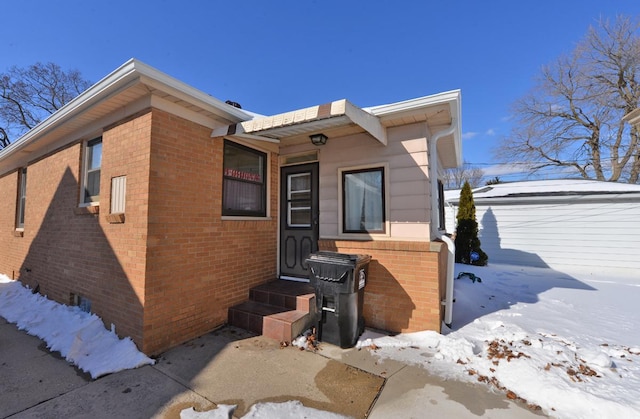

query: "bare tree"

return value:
[0, 127, 9, 149]
[0, 62, 91, 148]
[442, 161, 485, 189]
[497, 16, 640, 183]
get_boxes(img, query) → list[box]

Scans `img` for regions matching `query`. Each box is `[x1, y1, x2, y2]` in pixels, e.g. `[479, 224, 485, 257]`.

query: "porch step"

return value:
[228, 280, 316, 343]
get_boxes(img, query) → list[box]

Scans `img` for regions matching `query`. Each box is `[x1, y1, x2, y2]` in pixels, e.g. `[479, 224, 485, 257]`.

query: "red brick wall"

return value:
[318, 239, 446, 333]
[0, 111, 152, 347]
[0, 169, 28, 279]
[0, 107, 279, 355]
[98, 110, 153, 344]
[143, 109, 278, 354]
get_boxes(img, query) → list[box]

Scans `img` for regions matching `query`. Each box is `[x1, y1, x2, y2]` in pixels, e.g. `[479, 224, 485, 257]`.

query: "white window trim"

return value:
[337, 162, 390, 238]
[79, 137, 102, 207]
[16, 167, 27, 230]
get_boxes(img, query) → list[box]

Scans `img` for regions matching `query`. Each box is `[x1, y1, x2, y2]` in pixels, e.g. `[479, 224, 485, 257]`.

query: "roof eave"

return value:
[0, 58, 253, 164]
[367, 90, 463, 168]
[212, 99, 388, 146]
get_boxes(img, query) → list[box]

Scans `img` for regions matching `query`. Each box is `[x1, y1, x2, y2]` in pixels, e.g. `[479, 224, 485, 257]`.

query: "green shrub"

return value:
[454, 181, 488, 266]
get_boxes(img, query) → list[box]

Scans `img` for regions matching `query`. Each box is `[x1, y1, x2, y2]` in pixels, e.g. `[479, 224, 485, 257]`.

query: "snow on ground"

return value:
[357, 263, 640, 419]
[180, 401, 350, 419]
[2, 263, 640, 418]
[0, 274, 153, 379]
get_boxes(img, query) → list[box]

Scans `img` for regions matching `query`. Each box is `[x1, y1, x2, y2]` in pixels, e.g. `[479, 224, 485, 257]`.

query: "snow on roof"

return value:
[446, 179, 640, 202]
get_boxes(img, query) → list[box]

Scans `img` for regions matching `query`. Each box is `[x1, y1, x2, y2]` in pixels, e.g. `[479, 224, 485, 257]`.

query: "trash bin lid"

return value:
[307, 251, 370, 265]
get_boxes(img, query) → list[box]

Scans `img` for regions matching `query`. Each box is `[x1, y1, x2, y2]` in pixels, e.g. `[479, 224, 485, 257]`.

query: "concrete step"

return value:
[228, 280, 316, 343]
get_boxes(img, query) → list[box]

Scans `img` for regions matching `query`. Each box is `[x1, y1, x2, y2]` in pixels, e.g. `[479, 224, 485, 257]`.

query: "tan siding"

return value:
[286, 122, 433, 239]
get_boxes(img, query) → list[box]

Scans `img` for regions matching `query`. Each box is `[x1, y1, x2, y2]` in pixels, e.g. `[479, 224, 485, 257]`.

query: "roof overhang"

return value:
[212, 90, 462, 167]
[212, 99, 387, 146]
[368, 90, 462, 168]
[450, 192, 640, 205]
[0, 58, 253, 175]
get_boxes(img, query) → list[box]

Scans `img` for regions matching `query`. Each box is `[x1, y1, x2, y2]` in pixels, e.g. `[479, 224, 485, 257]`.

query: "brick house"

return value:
[0, 59, 461, 355]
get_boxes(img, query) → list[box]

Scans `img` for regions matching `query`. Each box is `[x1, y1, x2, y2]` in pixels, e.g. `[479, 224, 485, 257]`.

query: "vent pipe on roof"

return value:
[429, 121, 457, 328]
[225, 100, 242, 109]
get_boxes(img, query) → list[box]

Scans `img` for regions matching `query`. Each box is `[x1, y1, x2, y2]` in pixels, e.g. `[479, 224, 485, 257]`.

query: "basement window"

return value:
[71, 293, 92, 313]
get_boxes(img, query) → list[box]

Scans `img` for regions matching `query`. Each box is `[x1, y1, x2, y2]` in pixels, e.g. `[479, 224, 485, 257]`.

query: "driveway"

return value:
[1, 317, 544, 418]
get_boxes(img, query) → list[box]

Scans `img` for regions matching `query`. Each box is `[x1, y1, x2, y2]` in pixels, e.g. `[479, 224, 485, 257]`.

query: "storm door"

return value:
[279, 163, 319, 280]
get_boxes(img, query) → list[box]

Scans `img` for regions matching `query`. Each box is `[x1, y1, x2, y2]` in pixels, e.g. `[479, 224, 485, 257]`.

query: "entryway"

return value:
[279, 162, 319, 280]
[227, 162, 319, 342]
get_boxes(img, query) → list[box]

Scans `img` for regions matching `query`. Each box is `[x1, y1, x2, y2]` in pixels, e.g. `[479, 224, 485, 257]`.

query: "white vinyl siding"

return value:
[448, 198, 640, 278]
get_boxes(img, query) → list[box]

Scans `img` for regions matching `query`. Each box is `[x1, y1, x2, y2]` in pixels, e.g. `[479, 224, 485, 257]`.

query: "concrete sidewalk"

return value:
[0, 317, 545, 418]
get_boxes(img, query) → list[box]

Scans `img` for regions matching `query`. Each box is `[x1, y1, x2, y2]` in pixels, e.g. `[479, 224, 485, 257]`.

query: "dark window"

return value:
[83, 137, 102, 204]
[222, 140, 267, 217]
[342, 167, 385, 233]
[16, 167, 27, 228]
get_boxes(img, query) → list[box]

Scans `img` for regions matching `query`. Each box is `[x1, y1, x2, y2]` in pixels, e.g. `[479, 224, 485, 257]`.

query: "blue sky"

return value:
[3, 1, 640, 181]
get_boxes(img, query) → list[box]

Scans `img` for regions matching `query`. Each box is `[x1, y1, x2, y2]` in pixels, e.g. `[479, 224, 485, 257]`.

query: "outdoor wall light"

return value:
[309, 133, 328, 146]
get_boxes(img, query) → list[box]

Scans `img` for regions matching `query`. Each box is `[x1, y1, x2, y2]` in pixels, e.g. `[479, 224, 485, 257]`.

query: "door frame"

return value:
[278, 162, 319, 281]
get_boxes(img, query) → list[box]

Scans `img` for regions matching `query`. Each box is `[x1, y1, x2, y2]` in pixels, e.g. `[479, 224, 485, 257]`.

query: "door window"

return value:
[287, 172, 311, 227]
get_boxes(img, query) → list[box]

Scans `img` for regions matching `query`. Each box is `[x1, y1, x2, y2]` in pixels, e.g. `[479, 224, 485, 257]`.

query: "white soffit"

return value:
[367, 89, 463, 168]
[212, 99, 388, 146]
[0, 58, 253, 174]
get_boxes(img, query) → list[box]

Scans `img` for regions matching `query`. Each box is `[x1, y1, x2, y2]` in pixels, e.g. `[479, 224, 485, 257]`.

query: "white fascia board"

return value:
[0, 58, 253, 164]
[365, 89, 461, 116]
[0, 59, 141, 162]
[211, 123, 280, 144]
[132, 60, 253, 122]
[214, 99, 387, 145]
[344, 100, 387, 146]
[367, 89, 462, 165]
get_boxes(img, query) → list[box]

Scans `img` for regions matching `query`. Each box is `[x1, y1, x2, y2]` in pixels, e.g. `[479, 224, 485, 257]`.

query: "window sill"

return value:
[106, 213, 125, 224]
[13, 229, 24, 237]
[336, 232, 391, 240]
[221, 216, 272, 221]
[74, 205, 100, 216]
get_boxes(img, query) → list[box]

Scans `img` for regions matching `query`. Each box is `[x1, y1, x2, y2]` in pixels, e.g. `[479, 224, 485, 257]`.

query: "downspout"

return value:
[429, 122, 457, 328]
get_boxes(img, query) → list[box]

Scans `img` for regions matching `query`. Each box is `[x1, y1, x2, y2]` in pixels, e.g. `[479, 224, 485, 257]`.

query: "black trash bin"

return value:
[306, 251, 371, 348]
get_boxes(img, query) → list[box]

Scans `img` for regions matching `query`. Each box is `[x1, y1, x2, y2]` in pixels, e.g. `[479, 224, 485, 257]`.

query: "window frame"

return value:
[15, 167, 27, 230]
[286, 172, 312, 228]
[80, 137, 102, 206]
[339, 164, 388, 236]
[222, 140, 268, 218]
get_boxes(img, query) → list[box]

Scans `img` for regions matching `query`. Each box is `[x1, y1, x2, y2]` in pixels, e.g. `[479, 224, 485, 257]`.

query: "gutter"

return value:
[429, 121, 457, 328]
[0, 58, 253, 165]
